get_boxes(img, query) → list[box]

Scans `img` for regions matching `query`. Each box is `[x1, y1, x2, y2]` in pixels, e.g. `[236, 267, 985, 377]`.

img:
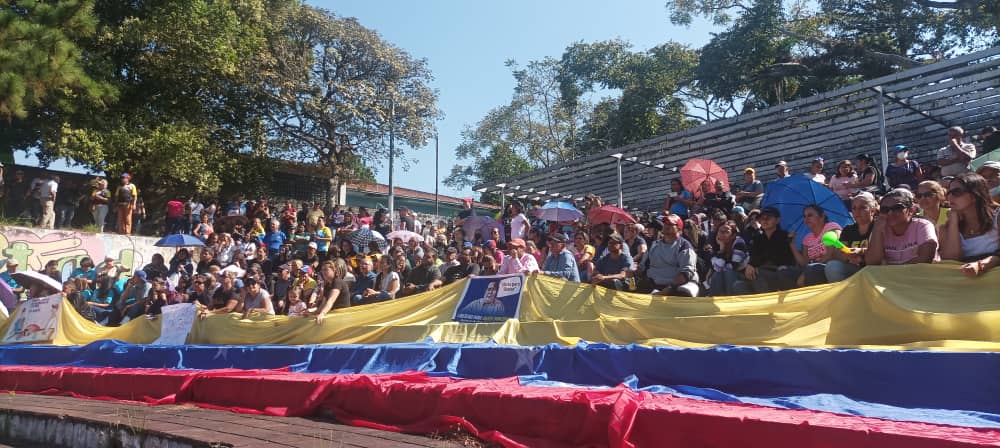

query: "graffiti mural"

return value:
[0, 226, 176, 283]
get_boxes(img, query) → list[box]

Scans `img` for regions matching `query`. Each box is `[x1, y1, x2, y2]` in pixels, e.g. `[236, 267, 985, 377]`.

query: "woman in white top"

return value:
[828, 160, 859, 204]
[214, 233, 236, 266]
[939, 173, 1000, 277]
[363, 255, 399, 302]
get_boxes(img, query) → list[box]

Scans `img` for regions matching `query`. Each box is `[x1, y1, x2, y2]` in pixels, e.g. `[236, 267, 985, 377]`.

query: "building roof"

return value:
[348, 182, 499, 210]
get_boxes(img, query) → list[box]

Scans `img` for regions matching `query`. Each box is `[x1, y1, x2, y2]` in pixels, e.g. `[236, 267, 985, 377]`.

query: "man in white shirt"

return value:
[497, 238, 539, 275]
[509, 202, 529, 241]
[37, 174, 58, 229]
[938, 126, 976, 177]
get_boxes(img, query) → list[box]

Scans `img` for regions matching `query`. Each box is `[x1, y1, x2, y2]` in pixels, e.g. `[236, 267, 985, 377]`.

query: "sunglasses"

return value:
[879, 204, 908, 214]
[946, 188, 968, 197]
[915, 192, 937, 199]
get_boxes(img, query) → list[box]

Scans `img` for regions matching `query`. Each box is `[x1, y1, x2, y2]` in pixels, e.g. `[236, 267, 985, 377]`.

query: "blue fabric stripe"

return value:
[1, 340, 998, 425]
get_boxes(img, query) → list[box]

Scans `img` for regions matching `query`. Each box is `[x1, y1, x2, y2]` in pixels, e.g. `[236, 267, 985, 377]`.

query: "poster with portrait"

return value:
[2, 293, 61, 344]
[452, 273, 525, 323]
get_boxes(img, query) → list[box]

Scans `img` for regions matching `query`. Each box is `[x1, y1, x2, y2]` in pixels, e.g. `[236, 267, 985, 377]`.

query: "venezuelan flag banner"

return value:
[0, 263, 998, 447]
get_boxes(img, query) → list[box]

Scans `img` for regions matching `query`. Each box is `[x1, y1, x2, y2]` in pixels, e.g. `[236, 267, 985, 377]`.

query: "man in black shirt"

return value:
[400, 249, 443, 296]
[733, 206, 800, 294]
[443, 247, 480, 285]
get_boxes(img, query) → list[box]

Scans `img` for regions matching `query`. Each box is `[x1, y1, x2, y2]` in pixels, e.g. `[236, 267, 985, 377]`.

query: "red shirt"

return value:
[166, 200, 185, 218]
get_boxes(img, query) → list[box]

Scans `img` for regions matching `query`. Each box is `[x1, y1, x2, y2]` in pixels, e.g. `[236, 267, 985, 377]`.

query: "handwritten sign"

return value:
[153, 303, 196, 345]
[2, 293, 61, 344]
[452, 274, 525, 323]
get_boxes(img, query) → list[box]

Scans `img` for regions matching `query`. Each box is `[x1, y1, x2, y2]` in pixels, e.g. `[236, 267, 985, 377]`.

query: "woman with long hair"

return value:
[707, 223, 747, 296]
[915, 180, 948, 228]
[828, 160, 859, 206]
[939, 173, 1000, 277]
[793, 204, 842, 286]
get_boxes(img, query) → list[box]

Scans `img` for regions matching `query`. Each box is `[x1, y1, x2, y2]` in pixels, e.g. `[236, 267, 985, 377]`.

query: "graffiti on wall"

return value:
[0, 226, 175, 283]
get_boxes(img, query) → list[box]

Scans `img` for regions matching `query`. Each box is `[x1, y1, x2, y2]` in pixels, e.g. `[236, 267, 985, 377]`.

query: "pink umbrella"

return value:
[587, 205, 637, 225]
[680, 159, 730, 198]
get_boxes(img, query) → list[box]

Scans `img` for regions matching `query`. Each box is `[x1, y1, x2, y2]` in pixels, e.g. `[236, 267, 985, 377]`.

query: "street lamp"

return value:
[609, 153, 623, 207]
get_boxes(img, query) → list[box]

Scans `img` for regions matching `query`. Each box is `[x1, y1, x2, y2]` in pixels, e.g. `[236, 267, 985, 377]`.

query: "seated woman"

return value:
[866, 189, 939, 265]
[571, 231, 596, 281]
[795, 205, 842, 286]
[825, 192, 877, 282]
[938, 173, 1000, 277]
[707, 222, 748, 296]
[359, 255, 400, 303]
[310, 259, 351, 324]
[915, 180, 948, 228]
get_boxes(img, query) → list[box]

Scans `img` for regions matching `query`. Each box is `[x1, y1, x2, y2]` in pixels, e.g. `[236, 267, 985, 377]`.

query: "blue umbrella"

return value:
[154, 234, 206, 247]
[760, 175, 854, 247]
[535, 201, 583, 222]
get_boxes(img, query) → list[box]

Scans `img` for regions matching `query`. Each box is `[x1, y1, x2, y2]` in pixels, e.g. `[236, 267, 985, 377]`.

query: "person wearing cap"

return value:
[639, 214, 698, 296]
[269, 264, 293, 313]
[292, 262, 318, 302]
[975, 161, 1000, 201]
[36, 172, 58, 229]
[733, 206, 800, 294]
[804, 157, 827, 185]
[400, 249, 443, 297]
[774, 161, 791, 179]
[0, 259, 23, 298]
[885, 145, 922, 189]
[591, 233, 633, 290]
[114, 173, 138, 235]
[303, 241, 321, 270]
[540, 233, 580, 282]
[107, 270, 152, 326]
[737, 168, 765, 211]
[497, 238, 540, 275]
[865, 188, 939, 266]
[938, 126, 977, 178]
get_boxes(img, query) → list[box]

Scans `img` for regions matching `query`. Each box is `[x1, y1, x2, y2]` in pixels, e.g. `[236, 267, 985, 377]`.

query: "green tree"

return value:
[445, 143, 533, 205]
[0, 0, 114, 121]
[262, 6, 440, 205]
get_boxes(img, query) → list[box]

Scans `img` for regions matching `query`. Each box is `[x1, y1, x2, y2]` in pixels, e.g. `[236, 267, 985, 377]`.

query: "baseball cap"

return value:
[813, 156, 825, 163]
[301, 266, 312, 274]
[5, 259, 18, 266]
[277, 264, 290, 272]
[507, 238, 526, 248]
[979, 161, 1000, 171]
[892, 145, 908, 152]
[463, 241, 473, 248]
[121, 173, 131, 179]
[308, 242, 318, 249]
[547, 233, 570, 243]
[661, 214, 683, 231]
[732, 205, 746, 215]
[775, 161, 788, 167]
[134, 270, 147, 281]
[761, 206, 782, 217]
[607, 233, 625, 243]
[462, 197, 473, 204]
[744, 167, 755, 174]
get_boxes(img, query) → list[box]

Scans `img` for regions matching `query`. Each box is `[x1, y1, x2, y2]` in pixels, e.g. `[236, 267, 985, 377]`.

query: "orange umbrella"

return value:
[680, 159, 730, 198]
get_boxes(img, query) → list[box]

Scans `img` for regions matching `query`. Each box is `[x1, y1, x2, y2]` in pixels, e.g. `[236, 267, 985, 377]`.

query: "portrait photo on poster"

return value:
[452, 273, 525, 323]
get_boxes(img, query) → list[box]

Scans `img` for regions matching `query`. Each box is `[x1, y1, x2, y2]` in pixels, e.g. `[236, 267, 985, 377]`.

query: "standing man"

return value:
[115, 173, 138, 235]
[540, 234, 580, 282]
[937, 126, 976, 178]
[38, 173, 58, 229]
[509, 202, 529, 242]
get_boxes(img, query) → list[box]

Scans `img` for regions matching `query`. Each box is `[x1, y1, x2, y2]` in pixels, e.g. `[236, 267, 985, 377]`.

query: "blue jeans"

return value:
[733, 266, 800, 294]
[825, 260, 861, 282]
[709, 270, 743, 296]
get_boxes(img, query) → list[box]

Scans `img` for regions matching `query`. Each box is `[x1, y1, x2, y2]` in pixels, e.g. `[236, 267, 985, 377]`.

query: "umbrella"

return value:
[385, 230, 424, 243]
[462, 216, 505, 242]
[154, 234, 206, 247]
[535, 201, 584, 222]
[0, 280, 15, 311]
[587, 205, 637, 225]
[12, 271, 62, 295]
[760, 175, 855, 247]
[348, 227, 388, 252]
[681, 159, 730, 198]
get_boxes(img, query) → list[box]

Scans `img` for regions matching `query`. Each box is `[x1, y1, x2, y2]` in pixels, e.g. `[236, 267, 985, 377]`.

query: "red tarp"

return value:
[0, 365, 997, 448]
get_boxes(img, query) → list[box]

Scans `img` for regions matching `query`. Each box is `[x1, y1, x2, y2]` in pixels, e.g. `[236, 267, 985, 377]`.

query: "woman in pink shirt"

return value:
[828, 160, 859, 205]
[866, 189, 939, 265]
[497, 238, 539, 275]
[793, 204, 842, 286]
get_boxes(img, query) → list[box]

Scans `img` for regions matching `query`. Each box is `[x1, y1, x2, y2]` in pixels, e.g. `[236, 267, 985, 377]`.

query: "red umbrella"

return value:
[587, 205, 636, 225]
[680, 159, 730, 198]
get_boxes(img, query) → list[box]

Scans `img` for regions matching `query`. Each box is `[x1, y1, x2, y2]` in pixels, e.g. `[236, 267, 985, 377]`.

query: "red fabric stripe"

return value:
[0, 366, 996, 448]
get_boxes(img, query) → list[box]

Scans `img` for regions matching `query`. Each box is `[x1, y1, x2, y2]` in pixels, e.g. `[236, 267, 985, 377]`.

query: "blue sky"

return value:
[312, 0, 722, 198]
[21, 1, 721, 199]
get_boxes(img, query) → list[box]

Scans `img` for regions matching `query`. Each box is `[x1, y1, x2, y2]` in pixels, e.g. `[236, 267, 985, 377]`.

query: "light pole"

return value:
[434, 132, 439, 217]
[387, 98, 395, 219]
[610, 153, 623, 207]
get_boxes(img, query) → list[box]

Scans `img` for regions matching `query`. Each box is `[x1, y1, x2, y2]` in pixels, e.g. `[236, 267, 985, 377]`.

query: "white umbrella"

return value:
[12, 271, 62, 296]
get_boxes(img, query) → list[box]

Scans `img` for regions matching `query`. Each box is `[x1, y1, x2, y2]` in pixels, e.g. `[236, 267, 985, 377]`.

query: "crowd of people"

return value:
[2, 126, 998, 324]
